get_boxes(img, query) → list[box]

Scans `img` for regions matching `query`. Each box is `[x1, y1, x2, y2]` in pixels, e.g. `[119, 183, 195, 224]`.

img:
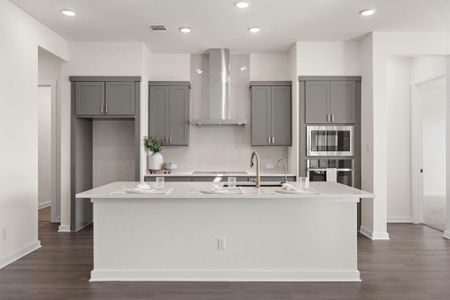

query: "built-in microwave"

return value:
[307, 126, 353, 157]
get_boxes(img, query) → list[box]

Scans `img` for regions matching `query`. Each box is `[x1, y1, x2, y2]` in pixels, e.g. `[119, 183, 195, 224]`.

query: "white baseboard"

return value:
[58, 224, 71, 232]
[90, 269, 361, 282]
[387, 216, 413, 223]
[443, 231, 450, 240]
[38, 201, 51, 209]
[359, 226, 390, 240]
[0, 241, 41, 269]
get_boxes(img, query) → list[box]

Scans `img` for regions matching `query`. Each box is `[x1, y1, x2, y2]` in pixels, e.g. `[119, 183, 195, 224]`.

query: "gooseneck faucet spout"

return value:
[276, 158, 288, 183]
[250, 151, 261, 188]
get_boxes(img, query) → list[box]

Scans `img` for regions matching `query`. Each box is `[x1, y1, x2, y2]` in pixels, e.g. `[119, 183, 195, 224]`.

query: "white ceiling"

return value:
[10, 0, 450, 53]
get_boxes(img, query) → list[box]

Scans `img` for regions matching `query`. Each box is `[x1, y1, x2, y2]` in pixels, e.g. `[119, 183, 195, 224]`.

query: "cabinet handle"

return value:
[105, 105, 109, 114]
[100, 105, 104, 113]
[331, 114, 335, 122]
[169, 136, 172, 144]
[272, 137, 275, 144]
[327, 114, 330, 122]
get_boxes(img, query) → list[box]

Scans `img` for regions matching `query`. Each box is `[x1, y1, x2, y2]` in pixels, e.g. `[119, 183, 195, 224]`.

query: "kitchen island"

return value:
[76, 181, 374, 282]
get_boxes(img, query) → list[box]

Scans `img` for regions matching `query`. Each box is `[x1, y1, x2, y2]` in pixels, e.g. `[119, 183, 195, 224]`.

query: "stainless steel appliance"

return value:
[307, 126, 353, 156]
[307, 159, 354, 187]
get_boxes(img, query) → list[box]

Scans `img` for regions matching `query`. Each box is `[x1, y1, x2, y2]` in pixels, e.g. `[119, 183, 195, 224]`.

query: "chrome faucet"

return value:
[276, 158, 288, 183]
[250, 151, 261, 188]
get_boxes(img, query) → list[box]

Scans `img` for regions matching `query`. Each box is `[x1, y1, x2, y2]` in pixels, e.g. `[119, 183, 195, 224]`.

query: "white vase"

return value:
[147, 151, 163, 170]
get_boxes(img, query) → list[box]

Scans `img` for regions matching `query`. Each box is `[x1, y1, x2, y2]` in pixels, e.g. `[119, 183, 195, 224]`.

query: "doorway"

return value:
[412, 76, 447, 230]
[38, 81, 58, 223]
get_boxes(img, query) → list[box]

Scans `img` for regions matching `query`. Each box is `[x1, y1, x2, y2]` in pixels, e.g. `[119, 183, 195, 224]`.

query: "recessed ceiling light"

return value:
[234, 1, 249, 8]
[179, 27, 191, 33]
[196, 68, 203, 74]
[240, 66, 248, 71]
[359, 9, 376, 16]
[61, 9, 76, 17]
[248, 26, 261, 33]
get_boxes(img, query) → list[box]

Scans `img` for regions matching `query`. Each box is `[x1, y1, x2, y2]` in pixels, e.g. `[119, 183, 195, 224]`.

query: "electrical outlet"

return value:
[1, 229, 6, 240]
[217, 237, 226, 250]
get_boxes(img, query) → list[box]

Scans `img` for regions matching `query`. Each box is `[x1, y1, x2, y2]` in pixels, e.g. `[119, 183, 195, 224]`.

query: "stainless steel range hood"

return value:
[192, 49, 247, 126]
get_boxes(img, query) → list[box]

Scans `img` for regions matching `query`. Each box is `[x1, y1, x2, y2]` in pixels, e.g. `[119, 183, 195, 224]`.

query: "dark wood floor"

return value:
[1, 208, 449, 300]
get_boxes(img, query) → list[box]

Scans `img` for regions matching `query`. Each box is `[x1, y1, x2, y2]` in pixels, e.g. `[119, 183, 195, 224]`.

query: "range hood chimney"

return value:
[192, 48, 247, 126]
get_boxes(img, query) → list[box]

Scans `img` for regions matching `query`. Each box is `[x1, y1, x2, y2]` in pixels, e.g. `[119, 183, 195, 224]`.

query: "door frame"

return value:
[411, 74, 446, 224]
[38, 80, 59, 223]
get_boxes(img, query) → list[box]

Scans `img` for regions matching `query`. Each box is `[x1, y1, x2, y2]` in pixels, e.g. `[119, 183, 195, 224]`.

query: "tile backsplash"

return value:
[159, 54, 288, 173]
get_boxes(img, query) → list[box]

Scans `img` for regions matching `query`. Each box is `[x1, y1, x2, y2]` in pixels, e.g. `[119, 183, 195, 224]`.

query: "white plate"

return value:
[200, 188, 243, 195]
[126, 187, 172, 195]
[276, 188, 318, 194]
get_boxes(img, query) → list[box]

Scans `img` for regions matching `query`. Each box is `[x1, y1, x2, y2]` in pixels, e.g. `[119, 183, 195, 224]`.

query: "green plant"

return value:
[143, 136, 161, 153]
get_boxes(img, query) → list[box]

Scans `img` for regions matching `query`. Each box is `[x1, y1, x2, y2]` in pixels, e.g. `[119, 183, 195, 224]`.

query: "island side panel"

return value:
[91, 197, 359, 282]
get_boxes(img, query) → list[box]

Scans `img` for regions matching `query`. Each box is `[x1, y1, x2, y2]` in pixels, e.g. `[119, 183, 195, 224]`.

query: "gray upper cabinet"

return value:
[149, 86, 168, 144]
[251, 82, 292, 146]
[305, 81, 329, 123]
[149, 82, 190, 146]
[329, 81, 356, 123]
[271, 86, 292, 145]
[75, 79, 137, 117]
[251, 86, 271, 145]
[105, 81, 135, 116]
[75, 82, 105, 116]
[305, 80, 356, 124]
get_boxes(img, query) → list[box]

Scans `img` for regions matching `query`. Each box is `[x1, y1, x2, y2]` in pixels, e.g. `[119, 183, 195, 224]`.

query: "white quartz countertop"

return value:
[76, 181, 374, 200]
[144, 172, 296, 177]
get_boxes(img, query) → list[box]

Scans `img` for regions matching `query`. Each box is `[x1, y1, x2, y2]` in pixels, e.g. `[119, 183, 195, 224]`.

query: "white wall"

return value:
[0, 0, 68, 267]
[250, 53, 290, 81]
[368, 32, 450, 238]
[37, 87, 52, 208]
[297, 41, 361, 76]
[288, 44, 299, 175]
[148, 53, 190, 81]
[421, 78, 446, 196]
[386, 58, 412, 222]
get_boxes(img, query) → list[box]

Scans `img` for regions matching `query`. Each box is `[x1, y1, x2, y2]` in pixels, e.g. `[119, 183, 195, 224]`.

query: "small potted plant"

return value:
[144, 136, 163, 171]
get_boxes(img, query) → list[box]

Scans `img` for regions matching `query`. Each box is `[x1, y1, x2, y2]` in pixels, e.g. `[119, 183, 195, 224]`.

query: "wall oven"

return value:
[307, 126, 353, 157]
[307, 159, 354, 187]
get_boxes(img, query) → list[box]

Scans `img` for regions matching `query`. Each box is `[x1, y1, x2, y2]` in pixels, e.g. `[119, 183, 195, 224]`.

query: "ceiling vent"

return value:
[149, 24, 167, 32]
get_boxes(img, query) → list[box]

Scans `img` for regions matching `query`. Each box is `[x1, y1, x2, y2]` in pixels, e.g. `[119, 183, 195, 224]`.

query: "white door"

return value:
[419, 77, 447, 230]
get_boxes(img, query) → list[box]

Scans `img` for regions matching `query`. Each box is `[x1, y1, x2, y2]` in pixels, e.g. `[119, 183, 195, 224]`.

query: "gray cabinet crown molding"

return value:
[148, 81, 191, 88]
[299, 76, 361, 82]
[70, 76, 141, 82]
[250, 81, 292, 86]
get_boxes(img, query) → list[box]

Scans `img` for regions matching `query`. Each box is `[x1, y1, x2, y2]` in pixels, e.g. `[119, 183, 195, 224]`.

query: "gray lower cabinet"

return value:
[75, 82, 105, 116]
[149, 82, 190, 146]
[250, 82, 292, 146]
[75, 81, 136, 117]
[305, 80, 356, 124]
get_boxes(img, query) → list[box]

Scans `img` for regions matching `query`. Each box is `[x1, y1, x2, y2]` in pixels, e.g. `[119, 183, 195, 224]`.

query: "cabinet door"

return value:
[305, 81, 329, 123]
[271, 86, 291, 145]
[75, 82, 105, 116]
[329, 81, 356, 123]
[167, 86, 189, 145]
[105, 81, 135, 116]
[251, 86, 271, 145]
[149, 86, 168, 145]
